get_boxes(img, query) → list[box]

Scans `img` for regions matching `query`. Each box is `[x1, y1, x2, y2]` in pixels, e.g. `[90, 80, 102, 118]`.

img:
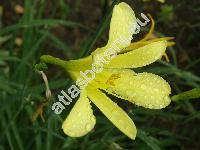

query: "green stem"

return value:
[40, 55, 67, 69]
[172, 88, 200, 101]
[37, 54, 92, 72]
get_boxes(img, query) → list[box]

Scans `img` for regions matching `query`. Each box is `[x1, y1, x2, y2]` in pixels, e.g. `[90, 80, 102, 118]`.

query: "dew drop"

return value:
[164, 96, 170, 103]
[148, 104, 153, 109]
[107, 87, 112, 91]
[85, 123, 92, 132]
[111, 110, 119, 117]
[155, 100, 159, 105]
[141, 84, 146, 89]
[90, 116, 95, 123]
[154, 88, 159, 92]
[77, 112, 81, 117]
[68, 131, 75, 137]
[87, 105, 91, 110]
[126, 90, 132, 96]
[119, 119, 123, 124]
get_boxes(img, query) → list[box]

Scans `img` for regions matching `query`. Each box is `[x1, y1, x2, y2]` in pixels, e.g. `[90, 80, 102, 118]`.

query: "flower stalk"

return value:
[40, 55, 67, 69]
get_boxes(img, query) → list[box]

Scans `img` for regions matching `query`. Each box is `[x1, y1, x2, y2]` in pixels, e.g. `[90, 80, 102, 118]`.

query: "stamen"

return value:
[163, 53, 170, 62]
[167, 41, 176, 47]
[123, 14, 156, 53]
[149, 37, 174, 42]
[106, 74, 121, 86]
[140, 13, 155, 42]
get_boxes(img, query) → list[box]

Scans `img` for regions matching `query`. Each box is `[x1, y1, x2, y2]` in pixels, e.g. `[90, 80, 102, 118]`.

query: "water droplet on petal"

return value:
[90, 116, 95, 123]
[126, 90, 132, 96]
[119, 119, 123, 124]
[85, 123, 92, 132]
[141, 84, 146, 89]
[148, 104, 153, 109]
[164, 96, 171, 104]
[77, 112, 81, 117]
[68, 131, 75, 136]
[114, 103, 117, 106]
[154, 88, 159, 92]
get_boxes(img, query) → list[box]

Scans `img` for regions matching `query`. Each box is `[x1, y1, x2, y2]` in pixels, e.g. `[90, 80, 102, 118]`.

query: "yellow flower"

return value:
[40, 2, 172, 140]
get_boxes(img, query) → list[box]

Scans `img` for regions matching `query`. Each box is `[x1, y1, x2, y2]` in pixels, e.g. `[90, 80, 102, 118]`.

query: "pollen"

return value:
[106, 73, 121, 86]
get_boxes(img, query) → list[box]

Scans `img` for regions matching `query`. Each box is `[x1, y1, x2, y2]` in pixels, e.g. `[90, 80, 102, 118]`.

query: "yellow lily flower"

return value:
[39, 2, 172, 140]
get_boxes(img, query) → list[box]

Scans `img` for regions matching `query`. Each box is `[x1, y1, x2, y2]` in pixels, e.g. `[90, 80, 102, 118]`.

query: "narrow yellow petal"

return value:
[122, 37, 174, 53]
[105, 41, 167, 69]
[87, 86, 137, 140]
[163, 52, 170, 62]
[102, 70, 171, 109]
[108, 2, 136, 46]
[92, 2, 136, 56]
[62, 90, 96, 137]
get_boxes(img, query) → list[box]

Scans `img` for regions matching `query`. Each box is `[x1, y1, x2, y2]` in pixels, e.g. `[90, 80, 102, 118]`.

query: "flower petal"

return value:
[102, 70, 171, 109]
[108, 2, 136, 47]
[62, 90, 96, 137]
[104, 41, 167, 68]
[87, 86, 137, 140]
[92, 2, 136, 55]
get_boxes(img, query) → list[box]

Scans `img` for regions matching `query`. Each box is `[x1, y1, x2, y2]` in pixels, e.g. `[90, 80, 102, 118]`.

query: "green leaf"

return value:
[0, 19, 90, 36]
[172, 88, 200, 101]
[137, 129, 161, 150]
